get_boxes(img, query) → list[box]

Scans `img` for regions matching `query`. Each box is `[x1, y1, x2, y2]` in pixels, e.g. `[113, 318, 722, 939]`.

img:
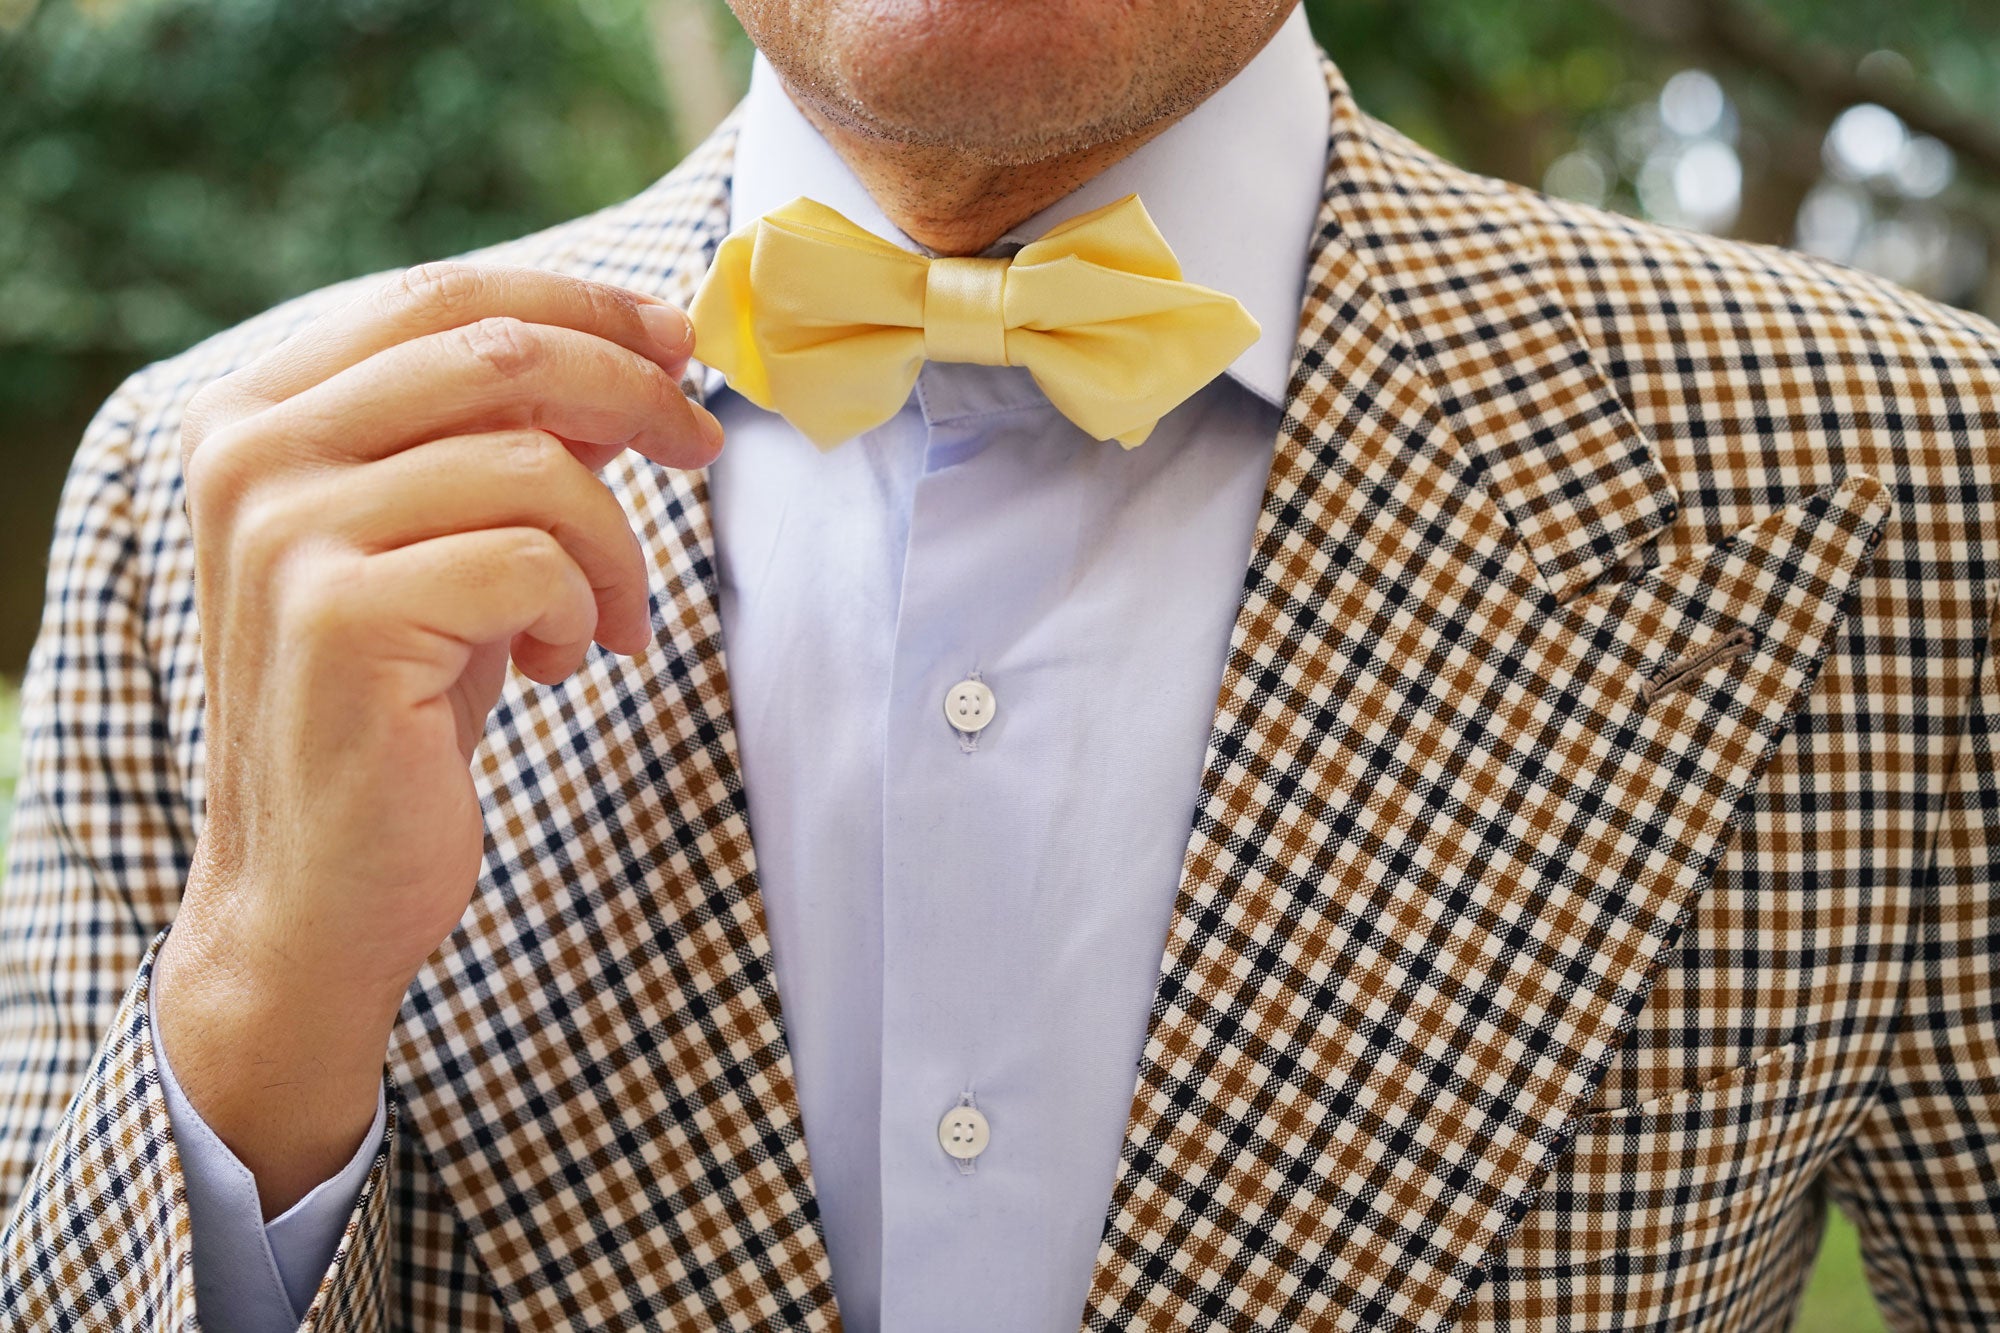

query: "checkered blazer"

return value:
[4, 55, 1998, 1333]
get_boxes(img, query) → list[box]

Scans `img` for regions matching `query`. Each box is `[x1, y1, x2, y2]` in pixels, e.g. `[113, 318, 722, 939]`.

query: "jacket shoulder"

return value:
[1360, 112, 2000, 382]
[1361, 115, 2000, 558]
[1525, 182, 2000, 389]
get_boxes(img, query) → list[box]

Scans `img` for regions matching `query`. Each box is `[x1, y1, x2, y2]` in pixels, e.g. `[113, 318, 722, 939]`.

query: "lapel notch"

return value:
[1331, 109, 1681, 604]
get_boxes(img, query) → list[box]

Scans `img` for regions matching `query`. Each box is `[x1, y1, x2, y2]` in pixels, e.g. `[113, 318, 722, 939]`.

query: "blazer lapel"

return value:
[1328, 110, 1682, 604]
[386, 125, 840, 1332]
[1082, 63, 1888, 1333]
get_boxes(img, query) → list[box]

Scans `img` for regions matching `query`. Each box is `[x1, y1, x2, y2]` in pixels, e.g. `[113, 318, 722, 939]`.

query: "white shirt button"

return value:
[943, 678, 996, 734]
[938, 1103, 991, 1161]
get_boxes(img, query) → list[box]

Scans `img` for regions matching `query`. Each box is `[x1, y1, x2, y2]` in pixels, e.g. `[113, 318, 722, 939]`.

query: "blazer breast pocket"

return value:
[1471, 1041, 1811, 1327]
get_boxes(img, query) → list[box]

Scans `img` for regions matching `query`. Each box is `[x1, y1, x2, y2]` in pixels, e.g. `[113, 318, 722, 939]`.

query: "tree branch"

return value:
[1599, 0, 2000, 182]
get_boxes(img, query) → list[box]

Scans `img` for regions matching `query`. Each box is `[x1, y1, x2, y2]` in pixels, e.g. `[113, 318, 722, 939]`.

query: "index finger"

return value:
[210, 263, 694, 418]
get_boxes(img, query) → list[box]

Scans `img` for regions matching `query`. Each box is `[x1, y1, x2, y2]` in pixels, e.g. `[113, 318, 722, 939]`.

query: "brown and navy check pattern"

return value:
[4, 54, 1997, 1333]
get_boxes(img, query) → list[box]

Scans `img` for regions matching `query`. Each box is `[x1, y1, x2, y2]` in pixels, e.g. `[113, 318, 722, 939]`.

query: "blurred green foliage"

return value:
[1, 0, 682, 405]
[1309, 0, 2000, 291]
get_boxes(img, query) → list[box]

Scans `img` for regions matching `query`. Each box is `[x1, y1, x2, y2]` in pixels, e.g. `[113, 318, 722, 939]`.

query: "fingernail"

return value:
[694, 403, 726, 453]
[638, 303, 694, 358]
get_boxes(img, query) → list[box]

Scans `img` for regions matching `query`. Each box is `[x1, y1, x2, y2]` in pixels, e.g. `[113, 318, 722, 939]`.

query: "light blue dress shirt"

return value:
[154, 11, 1330, 1329]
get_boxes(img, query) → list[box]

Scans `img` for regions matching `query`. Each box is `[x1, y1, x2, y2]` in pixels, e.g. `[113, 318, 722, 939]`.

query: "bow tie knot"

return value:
[689, 194, 1259, 450]
[924, 256, 1011, 367]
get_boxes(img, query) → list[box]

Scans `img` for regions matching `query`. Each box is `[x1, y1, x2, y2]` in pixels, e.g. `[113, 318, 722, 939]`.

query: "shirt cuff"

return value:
[149, 979, 389, 1330]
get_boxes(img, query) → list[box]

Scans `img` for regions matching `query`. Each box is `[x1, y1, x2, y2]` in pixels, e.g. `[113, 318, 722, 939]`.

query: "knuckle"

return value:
[457, 316, 540, 379]
[180, 419, 258, 515]
[510, 528, 566, 577]
[496, 429, 568, 484]
[571, 275, 640, 331]
[180, 375, 248, 458]
[386, 260, 485, 322]
[509, 531, 583, 605]
[229, 490, 305, 572]
[284, 568, 364, 645]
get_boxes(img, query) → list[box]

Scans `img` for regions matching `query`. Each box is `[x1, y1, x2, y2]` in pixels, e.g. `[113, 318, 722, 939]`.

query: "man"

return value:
[1, 0, 1995, 1328]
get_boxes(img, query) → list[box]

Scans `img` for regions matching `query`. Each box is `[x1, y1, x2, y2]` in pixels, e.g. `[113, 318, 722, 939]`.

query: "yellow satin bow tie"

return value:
[688, 194, 1260, 450]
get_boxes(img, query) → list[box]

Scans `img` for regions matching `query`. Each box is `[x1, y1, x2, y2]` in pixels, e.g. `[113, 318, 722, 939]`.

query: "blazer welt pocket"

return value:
[1508, 1041, 1807, 1270]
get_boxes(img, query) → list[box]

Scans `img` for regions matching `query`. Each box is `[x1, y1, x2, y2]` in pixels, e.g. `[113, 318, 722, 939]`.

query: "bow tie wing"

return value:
[1004, 215, 1260, 446]
[1012, 193, 1186, 281]
[691, 199, 933, 449]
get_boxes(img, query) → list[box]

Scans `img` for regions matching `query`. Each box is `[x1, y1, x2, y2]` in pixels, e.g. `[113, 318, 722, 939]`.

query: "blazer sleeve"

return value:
[0, 375, 395, 1331]
[1826, 592, 2000, 1330]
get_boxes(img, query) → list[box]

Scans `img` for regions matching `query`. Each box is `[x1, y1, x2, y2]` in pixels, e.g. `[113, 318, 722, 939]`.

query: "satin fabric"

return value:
[689, 194, 1260, 449]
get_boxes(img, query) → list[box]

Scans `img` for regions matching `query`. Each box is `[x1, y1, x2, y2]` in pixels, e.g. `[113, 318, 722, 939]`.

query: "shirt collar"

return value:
[714, 5, 1329, 410]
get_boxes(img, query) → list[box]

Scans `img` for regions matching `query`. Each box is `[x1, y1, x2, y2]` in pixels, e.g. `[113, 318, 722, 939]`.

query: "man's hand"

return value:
[152, 264, 723, 1216]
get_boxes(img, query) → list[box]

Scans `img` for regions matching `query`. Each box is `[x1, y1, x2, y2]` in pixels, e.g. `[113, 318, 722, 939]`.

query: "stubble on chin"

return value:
[736, 0, 1293, 168]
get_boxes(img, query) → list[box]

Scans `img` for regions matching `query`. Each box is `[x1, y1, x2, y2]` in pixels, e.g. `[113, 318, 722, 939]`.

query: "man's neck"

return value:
[784, 93, 1181, 257]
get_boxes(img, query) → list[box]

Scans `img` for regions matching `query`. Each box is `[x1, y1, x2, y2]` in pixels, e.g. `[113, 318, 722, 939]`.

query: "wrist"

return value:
[167, 848, 421, 1026]
[155, 905, 405, 1215]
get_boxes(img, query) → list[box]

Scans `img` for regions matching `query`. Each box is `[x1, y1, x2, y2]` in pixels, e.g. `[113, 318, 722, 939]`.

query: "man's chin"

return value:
[744, 0, 1180, 158]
